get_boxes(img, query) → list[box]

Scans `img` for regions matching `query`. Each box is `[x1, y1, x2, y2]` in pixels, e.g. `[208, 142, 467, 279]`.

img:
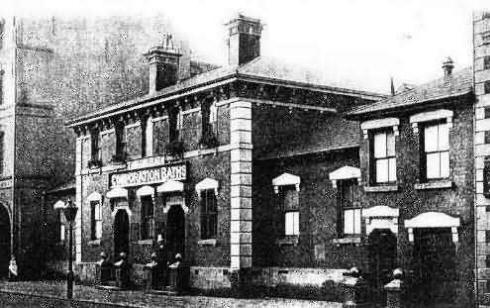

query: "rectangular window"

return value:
[372, 130, 396, 183]
[343, 208, 362, 235]
[338, 179, 361, 237]
[89, 128, 100, 166]
[114, 122, 126, 162]
[144, 117, 153, 157]
[485, 56, 490, 70]
[200, 100, 218, 147]
[279, 187, 300, 236]
[485, 131, 490, 144]
[200, 189, 217, 239]
[424, 122, 449, 179]
[485, 107, 490, 119]
[485, 81, 490, 94]
[486, 230, 490, 243]
[140, 196, 154, 240]
[59, 212, 65, 241]
[285, 211, 299, 236]
[169, 108, 182, 142]
[90, 201, 102, 240]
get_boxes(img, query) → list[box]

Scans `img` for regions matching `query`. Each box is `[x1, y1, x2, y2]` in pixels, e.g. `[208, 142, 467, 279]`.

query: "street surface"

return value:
[0, 280, 342, 307]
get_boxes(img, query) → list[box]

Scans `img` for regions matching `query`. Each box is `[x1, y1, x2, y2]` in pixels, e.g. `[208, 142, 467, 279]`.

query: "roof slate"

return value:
[68, 56, 385, 125]
[348, 67, 473, 116]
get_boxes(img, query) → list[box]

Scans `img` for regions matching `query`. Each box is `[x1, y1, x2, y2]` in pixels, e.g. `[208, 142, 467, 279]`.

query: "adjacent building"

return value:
[0, 14, 198, 279]
[347, 60, 474, 307]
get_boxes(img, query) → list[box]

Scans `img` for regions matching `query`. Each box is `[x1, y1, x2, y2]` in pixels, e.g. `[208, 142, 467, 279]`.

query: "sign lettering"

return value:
[110, 164, 186, 187]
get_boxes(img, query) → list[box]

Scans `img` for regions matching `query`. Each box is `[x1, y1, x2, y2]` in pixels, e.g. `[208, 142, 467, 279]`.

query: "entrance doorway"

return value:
[368, 229, 397, 305]
[166, 204, 185, 262]
[412, 228, 457, 307]
[114, 209, 129, 261]
[0, 205, 10, 278]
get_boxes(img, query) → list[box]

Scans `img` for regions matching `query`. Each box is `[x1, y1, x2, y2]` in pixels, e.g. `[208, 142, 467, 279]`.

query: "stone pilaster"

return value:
[474, 12, 490, 305]
[229, 100, 253, 270]
[75, 136, 83, 263]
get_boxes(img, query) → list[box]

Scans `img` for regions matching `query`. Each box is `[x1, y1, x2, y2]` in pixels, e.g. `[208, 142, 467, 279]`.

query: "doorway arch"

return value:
[114, 209, 129, 261]
[166, 204, 185, 262]
[0, 204, 11, 277]
[368, 228, 397, 305]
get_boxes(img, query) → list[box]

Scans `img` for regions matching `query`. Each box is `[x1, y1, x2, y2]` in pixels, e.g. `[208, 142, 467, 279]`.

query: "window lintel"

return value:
[360, 118, 399, 139]
[409, 109, 453, 133]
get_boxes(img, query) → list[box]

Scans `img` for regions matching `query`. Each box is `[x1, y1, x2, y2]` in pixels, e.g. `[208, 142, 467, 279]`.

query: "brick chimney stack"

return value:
[226, 14, 263, 67]
[144, 33, 182, 94]
[442, 57, 454, 77]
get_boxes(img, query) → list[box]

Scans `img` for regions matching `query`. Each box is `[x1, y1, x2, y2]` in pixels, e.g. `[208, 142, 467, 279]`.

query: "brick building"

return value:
[347, 61, 474, 307]
[473, 12, 490, 308]
[66, 14, 385, 292]
[0, 14, 198, 279]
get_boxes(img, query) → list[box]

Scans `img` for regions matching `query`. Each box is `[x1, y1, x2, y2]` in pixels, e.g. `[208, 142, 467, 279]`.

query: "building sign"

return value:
[110, 164, 186, 188]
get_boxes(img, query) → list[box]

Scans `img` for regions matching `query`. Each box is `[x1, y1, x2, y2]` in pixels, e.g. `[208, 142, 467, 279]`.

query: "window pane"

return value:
[94, 203, 101, 220]
[424, 125, 438, 152]
[438, 123, 449, 150]
[293, 212, 299, 235]
[285, 212, 293, 235]
[60, 224, 65, 241]
[386, 131, 395, 156]
[96, 221, 103, 239]
[344, 209, 354, 234]
[376, 159, 388, 183]
[354, 209, 362, 234]
[374, 132, 386, 158]
[388, 158, 397, 182]
[283, 188, 299, 211]
[440, 151, 449, 178]
[426, 152, 440, 179]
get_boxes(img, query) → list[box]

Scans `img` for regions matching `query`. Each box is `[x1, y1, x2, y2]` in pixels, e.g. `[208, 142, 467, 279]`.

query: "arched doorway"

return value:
[166, 204, 185, 262]
[0, 205, 10, 278]
[368, 229, 397, 305]
[114, 209, 129, 261]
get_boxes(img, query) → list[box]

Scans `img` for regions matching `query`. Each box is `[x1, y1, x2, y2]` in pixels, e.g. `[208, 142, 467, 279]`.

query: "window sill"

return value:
[275, 236, 299, 247]
[414, 180, 453, 190]
[332, 237, 362, 247]
[88, 239, 101, 246]
[364, 185, 398, 193]
[198, 239, 218, 247]
[137, 239, 153, 245]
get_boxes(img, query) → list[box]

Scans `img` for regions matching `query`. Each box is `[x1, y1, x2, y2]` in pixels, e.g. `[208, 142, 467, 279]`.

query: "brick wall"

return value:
[252, 150, 364, 268]
[78, 151, 231, 267]
[474, 11, 490, 307]
[357, 98, 474, 306]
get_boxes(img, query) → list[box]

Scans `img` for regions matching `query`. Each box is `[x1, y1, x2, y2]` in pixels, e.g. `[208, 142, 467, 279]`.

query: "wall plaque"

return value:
[110, 164, 186, 188]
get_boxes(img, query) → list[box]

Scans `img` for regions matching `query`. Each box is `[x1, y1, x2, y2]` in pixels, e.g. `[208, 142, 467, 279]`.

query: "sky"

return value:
[6, 0, 490, 93]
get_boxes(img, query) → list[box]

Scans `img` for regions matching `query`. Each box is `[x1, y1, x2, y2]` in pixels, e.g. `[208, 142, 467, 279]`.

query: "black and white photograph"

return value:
[0, 0, 488, 307]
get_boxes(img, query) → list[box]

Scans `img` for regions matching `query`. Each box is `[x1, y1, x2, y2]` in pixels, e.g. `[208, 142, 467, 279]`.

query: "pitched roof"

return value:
[48, 178, 76, 194]
[348, 67, 473, 117]
[67, 56, 385, 126]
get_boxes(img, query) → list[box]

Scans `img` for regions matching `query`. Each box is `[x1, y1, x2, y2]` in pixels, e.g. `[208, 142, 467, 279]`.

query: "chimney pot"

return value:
[144, 33, 182, 94]
[226, 14, 263, 66]
[442, 57, 454, 77]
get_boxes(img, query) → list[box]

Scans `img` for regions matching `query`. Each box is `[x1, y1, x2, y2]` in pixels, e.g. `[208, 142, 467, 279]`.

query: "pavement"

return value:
[0, 280, 342, 307]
